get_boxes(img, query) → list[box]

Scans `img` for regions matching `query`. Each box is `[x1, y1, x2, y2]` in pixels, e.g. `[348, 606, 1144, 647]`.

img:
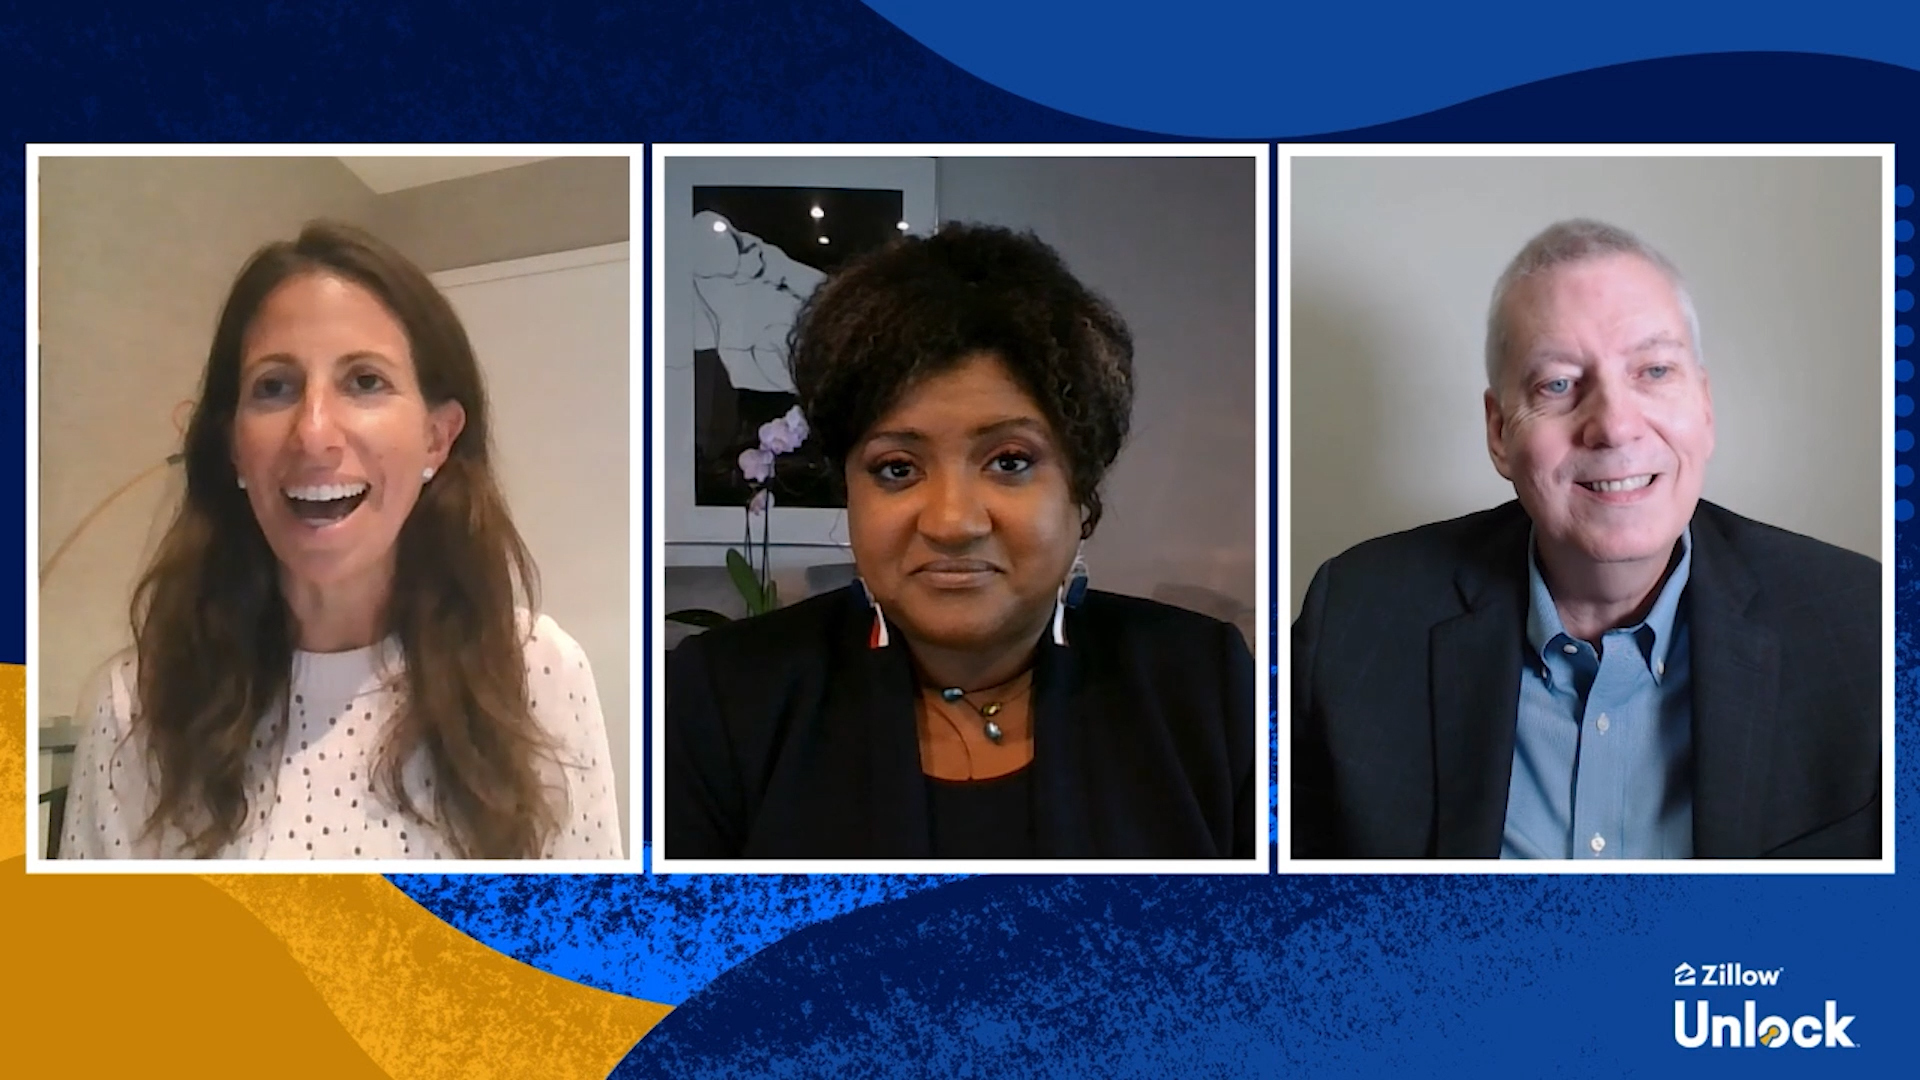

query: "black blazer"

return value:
[668, 587, 1255, 859]
[1292, 500, 1881, 859]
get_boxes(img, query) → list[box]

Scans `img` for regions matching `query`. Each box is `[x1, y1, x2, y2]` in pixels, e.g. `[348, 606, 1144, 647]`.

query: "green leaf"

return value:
[725, 548, 765, 611]
[744, 576, 778, 618]
[665, 609, 733, 629]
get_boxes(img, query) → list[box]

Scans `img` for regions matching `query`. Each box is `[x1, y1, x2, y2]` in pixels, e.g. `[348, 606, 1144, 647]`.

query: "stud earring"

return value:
[236, 477, 247, 491]
[853, 577, 890, 648]
[1051, 547, 1090, 646]
[422, 466, 436, 482]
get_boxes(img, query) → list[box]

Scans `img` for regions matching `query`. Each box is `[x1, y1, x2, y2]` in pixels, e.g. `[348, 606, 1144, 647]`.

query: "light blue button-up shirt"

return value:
[1501, 530, 1694, 860]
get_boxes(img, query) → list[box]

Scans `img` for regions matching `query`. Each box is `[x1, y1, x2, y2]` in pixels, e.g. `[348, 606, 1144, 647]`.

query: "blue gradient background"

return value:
[8, 1, 1915, 1076]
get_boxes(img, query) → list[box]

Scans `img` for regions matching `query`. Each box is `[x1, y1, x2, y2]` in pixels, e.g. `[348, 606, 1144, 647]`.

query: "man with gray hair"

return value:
[1292, 219, 1880, 860]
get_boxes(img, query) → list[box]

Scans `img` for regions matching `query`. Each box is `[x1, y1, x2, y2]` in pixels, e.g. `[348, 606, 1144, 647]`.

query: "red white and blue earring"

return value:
[1051, 547, 1089, 645]
[852, 577, 890, 648]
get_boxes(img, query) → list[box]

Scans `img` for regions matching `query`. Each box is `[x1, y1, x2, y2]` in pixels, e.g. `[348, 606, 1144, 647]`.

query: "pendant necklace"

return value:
[937, 672, 1030, 745]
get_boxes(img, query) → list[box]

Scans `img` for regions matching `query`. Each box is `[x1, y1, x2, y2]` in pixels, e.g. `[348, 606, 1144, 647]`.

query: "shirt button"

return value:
[1561, 643, 1579, 655]
[1589, 833, 1607, 854]
[1655, 660, 1666, 678]
[1596, 713, 1610, 734]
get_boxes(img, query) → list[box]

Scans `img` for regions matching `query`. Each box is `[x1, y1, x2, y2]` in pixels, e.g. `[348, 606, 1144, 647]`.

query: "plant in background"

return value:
[668, 405, 809, 628]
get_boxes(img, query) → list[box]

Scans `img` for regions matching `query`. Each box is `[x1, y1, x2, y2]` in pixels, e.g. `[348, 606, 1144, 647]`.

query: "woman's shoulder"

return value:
[1073, 591, 1254, 687]
[671, 587, 854, 666]
[516, 608, 594, 674]
[1074, 591, 1254, 758]
[1078, 589, 1246, 643]
[72, 648, 140, 727]
[97, 646, 139, 683]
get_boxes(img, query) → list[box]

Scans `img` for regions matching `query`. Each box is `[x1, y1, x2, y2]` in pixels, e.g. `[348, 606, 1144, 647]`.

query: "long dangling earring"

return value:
[853, 577, 889, 648]
[1052, 546, 1089, 645]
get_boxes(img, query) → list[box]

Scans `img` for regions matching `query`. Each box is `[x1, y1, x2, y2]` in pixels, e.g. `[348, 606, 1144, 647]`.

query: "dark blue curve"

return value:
[863, 1, 1920, 137]
[1326, 51, 1920, 143]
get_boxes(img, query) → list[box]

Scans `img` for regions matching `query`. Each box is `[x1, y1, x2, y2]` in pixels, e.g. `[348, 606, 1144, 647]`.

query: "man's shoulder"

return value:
[1301, 504, 1530, 631]
[1321, 502, 1528, 581]
[1693, 501, 1881, 598]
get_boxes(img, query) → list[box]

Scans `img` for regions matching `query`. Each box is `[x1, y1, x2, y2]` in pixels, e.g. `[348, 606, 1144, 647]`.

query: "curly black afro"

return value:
[788, 222, 1134, 537]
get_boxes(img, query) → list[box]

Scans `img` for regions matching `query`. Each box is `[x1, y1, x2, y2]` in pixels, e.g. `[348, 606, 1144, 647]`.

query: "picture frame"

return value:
[659, 155, 938, 553]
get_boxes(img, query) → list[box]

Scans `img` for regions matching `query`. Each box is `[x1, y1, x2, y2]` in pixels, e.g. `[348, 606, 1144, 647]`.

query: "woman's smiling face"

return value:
[229, 272, 463, 599]
[846, 352, 1082, 655]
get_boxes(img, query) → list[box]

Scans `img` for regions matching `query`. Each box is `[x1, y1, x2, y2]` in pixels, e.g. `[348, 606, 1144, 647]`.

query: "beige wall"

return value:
[1290, 156, 1883, 615]
[370, 158, 630, 272]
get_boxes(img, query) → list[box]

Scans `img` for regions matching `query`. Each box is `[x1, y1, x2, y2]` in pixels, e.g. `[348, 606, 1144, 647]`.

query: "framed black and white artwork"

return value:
[659, 156, 938, 552]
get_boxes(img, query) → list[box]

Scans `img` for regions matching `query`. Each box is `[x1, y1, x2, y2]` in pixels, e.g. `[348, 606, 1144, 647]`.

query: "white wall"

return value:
[432, 249, 632, 853]
[1290, 155, 1883, 614]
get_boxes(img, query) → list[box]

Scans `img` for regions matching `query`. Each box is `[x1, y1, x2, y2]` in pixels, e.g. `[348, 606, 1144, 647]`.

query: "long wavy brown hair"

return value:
[131, 220, 558, 858]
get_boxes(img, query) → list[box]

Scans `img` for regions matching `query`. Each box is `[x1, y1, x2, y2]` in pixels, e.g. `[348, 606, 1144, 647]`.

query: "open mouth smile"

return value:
[283, 481, 369, 526]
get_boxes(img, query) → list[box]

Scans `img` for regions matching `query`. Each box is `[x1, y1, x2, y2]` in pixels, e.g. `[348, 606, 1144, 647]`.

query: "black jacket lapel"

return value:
[850, 602, 933, 857]
[1030, 628, 1092, 858]
[1685, 509, 1778, 858]
[1430, 514, 1528, 857]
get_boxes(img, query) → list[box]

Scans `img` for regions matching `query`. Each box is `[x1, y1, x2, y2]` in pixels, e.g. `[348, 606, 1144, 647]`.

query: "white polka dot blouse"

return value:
[60, 612, 623, 860]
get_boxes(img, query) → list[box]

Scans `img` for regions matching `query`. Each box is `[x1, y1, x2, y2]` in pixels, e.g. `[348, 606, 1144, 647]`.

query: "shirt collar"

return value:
[1525, 527, 1693, 680]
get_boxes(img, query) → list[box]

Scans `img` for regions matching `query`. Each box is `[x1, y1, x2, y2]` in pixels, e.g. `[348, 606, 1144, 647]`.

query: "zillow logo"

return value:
[1674, 962, 1780, 988]
[1674, 1001, 1856, 1049]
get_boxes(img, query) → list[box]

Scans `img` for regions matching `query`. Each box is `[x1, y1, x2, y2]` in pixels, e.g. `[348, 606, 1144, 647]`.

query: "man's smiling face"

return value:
[1485, 252, 1715, 574]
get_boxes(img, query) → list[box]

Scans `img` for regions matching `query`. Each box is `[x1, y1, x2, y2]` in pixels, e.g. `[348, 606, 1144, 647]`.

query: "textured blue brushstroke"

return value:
[613, 874, 1916, 1076]
[864, 1, 1920, 137]
[392, 868, 963, 1005]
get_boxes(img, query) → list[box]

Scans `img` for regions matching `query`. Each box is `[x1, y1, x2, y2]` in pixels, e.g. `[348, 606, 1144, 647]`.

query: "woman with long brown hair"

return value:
[61, 221, 620, 860]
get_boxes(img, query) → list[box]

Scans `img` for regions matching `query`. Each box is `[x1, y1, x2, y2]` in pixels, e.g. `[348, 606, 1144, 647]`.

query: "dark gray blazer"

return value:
[1292, 500, 1881, 859]
[669, 587, 1255, 859]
